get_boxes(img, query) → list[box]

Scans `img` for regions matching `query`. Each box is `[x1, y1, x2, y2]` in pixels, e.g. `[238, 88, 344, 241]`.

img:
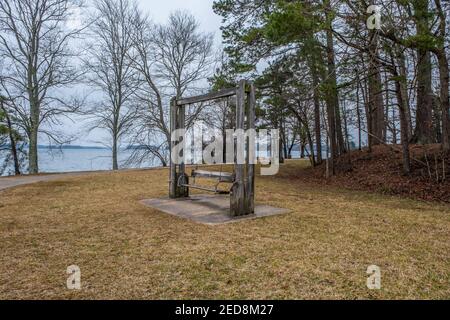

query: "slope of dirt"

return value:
[302, 144, 450, 203]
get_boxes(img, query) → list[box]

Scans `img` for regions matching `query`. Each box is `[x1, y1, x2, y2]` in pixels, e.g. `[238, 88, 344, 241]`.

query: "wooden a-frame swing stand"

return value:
[169, 80, 256, 217]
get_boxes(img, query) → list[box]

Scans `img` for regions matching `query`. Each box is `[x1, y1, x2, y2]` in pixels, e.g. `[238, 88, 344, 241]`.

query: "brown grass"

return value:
[0, 161, 449, 299]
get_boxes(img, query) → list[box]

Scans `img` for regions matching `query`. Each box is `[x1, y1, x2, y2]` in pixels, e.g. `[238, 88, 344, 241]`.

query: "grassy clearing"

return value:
[0, 161, 449, 299]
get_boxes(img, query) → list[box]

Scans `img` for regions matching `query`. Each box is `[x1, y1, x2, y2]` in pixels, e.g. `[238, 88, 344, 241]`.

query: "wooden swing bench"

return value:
[178, 168, 235, 195]
[170, 80, 256, 216]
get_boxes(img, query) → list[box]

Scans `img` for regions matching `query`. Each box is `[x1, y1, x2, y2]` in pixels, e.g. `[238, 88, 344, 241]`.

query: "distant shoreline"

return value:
[37, 145, 109, 150]
[36, 145, 158, 151]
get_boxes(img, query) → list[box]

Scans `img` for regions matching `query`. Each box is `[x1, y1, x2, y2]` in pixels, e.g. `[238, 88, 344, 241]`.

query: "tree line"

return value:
[212, 0, 450, 176]
[0, 0, 214, 174]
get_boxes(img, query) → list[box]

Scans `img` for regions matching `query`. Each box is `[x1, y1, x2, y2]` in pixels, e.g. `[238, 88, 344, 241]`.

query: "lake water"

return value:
[1, 148, 157, 176]
[38, 148, 147, 172]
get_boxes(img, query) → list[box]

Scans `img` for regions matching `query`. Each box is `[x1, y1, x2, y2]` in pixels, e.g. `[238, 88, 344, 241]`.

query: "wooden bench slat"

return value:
[192, 170, 235, 182]
[180, 184, 230, 195]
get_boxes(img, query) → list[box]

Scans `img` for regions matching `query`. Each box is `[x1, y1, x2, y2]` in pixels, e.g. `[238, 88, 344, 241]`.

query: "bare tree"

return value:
[0, 95, 22, 175]
[153, 10, 215, 99]
[85, 0, 140, 170]
[128, 10, 215, 167]
[127, 11, 170, 166]
[0, 0, 85, 173]
[0, 100, 10, 174]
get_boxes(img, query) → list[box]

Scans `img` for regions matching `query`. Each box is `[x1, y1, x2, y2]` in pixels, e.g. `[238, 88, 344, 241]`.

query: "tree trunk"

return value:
[28, 77, 40, 174]
[342, 98, 350, 150]
[326, 28, 345, 155]
[324, 24, 337, 173]
[367, 29, 385, 147]
[356, 76, 362, 150]
[397, 54, 413, 140]
[393, 50, 411, 174]
[325, 88, 337, 175]
[324, 1, 345, 159]
[412, 47, 434, 144]
[112, 134, 118, 170]
[287, 129, 296, 160]
[311, 65, 323, 164]
[396, 82, 411, 175]
[222, 127, 227, 164]
[411, 0, 434, 144]
[28, 87, 39, 174]
[28, 126, 38, 174]
[301, 116, 315, 165]
[359, 69, 371, 150]
[281, 118, 288, 160]
[392, 107, 398, 144]
[384, 71, 390, 142]
[0, 101, 21, 175]
[436, 51, 450, 151]
[306, 127, 315, 165]
[7, 116, 20, 175]
[433, 0, 450, 151]
[279, 137, 285, 163]
[278, 116, 286, 163]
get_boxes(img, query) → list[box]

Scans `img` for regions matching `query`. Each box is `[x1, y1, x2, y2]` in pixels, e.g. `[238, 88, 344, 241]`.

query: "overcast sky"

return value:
[65, 0, 223, 146]
[140, 0, 222, 36]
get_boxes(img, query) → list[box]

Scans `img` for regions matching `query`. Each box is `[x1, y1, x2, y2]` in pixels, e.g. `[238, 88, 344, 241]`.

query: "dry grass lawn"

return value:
[0, 160, 449, 299]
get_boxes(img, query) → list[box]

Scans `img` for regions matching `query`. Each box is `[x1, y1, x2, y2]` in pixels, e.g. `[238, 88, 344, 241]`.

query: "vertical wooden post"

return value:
[246, 82, 256, 214]
[178, 103, 189, 197]
[169, 97, 177, 198]
[170, 98, 189, 198]
[231, 80, 246, 216]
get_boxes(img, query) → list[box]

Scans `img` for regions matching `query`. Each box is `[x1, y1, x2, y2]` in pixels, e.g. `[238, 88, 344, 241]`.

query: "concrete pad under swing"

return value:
[140, 194, 290, 225]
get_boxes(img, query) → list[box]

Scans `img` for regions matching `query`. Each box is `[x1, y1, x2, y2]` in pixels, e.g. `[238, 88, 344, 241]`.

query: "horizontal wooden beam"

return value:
[176, 88, 237, 106]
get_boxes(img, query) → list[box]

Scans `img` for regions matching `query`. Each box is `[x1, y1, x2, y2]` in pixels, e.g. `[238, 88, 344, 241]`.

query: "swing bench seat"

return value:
[179, 183, 231, 195]
[191, 170, 235, 183]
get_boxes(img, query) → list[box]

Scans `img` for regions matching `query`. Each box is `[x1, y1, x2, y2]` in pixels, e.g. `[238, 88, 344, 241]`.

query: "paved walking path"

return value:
[0, 172, 89, 191]
[0, 167, 163, 191]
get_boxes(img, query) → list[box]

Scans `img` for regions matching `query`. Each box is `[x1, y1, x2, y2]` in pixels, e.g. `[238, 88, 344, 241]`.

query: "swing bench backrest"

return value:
[191, 169, 235, 183]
